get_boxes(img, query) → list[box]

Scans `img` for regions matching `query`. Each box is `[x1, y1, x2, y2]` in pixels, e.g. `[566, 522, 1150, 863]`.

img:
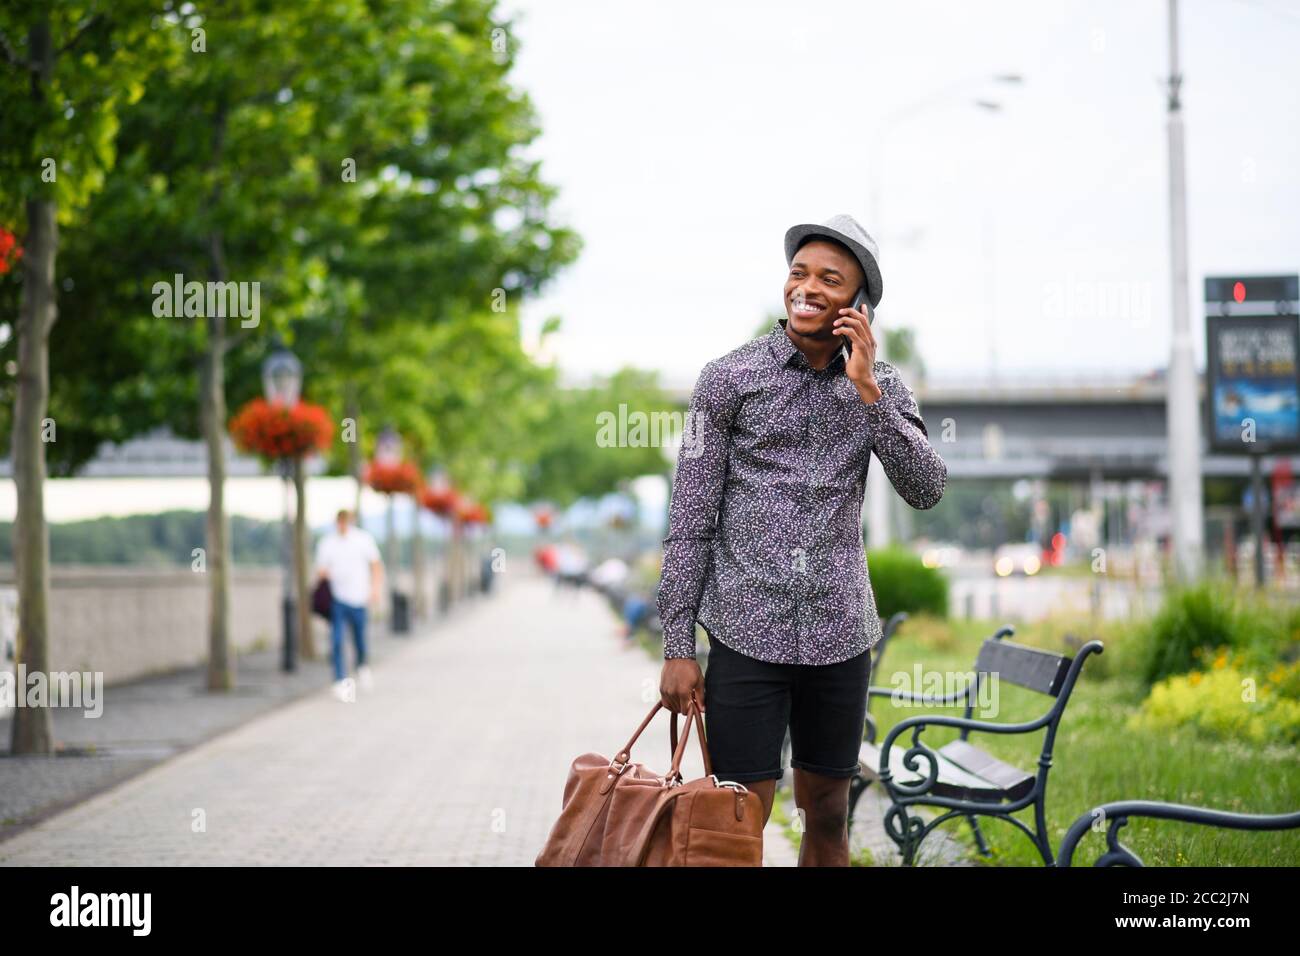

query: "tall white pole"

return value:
[1165, 0, 1205, 582]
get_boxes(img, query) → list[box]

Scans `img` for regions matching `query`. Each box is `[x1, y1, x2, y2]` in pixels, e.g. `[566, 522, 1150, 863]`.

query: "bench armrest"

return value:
[1057, 800, 1300, 867]
[867, 685, 979, 707]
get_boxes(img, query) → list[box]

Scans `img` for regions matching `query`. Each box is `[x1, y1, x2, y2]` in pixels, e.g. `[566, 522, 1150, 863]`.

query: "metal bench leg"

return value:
[883, 801, 925, 866]
[965, 814, 993, 857]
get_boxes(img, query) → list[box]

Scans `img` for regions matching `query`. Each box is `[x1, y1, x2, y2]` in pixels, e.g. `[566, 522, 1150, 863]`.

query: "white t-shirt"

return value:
[315, 527, 382, 607]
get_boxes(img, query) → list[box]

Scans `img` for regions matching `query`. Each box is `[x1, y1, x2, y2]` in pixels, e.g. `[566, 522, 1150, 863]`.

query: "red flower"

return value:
[419, 485, 459, 516]
[456, 500, 490, 525]
[364, 459, 422, 495]
[0, 226, 22, 276]
[229, 398, 333, 461]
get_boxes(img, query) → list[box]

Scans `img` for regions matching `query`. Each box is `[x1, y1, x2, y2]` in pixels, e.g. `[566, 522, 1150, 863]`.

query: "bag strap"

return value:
[557, 775, 623, 867]
[665, 697, 711, 781]
[668, 692, 710, 773]
[611, 695, 711, 777]
[610, 700, 666, 767]
[624, 789, 687, 866]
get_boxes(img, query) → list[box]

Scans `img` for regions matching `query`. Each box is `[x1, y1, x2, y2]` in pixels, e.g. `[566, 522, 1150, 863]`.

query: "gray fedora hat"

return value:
[783, 213, 883, 309]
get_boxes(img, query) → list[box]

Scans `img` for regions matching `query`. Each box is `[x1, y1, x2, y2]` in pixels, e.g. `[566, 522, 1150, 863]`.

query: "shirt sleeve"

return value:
[862, 362, 947, 510]
[314, 536, 329, 572]
[365, 532, 381, 563]
[657, 358, 740, 660]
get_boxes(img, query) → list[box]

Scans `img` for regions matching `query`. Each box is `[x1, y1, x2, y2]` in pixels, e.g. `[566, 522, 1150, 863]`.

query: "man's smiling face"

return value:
[783, 238, 866, 343]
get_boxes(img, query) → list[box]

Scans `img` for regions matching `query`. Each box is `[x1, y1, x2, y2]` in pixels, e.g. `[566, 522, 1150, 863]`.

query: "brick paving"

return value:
[0, 597, 417, 840]
[0, 571, 801, 866]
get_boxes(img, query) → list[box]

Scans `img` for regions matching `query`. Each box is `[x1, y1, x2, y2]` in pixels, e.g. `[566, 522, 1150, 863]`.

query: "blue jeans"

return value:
[330, 599, 368, 682]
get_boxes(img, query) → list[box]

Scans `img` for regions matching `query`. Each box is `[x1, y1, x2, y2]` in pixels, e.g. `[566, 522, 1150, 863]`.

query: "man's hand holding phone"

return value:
[834, 290, 883, 404]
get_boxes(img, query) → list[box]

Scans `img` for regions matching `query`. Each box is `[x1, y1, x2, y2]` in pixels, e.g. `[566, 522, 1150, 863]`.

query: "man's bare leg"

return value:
[792, 768, 852, 866]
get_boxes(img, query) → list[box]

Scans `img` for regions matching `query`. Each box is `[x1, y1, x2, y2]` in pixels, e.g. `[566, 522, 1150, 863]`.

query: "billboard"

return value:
[1205, 275, 1300, 455]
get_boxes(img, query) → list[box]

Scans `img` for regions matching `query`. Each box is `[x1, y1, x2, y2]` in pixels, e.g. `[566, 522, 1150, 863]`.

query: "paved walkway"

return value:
[0, 571, 799, 866]
[1, 612, 413, 837]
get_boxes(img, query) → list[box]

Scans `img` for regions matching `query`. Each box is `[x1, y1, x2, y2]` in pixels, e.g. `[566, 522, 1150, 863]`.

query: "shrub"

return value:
[866, 545, 948, 619]
[1128, 650, 1300, 746]
[1133, 580, 1249, 687]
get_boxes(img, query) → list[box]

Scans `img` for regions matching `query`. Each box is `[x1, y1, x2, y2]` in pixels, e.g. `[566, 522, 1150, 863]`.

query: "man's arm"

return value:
[861, 362, 947, 510]
[657, 358, 740, 660]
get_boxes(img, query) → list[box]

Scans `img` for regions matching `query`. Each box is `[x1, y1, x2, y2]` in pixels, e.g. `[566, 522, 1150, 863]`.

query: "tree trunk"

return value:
[202, 234, 232, 691]
[10, 194, 58, 755]
[10, 18, 58, 756]
[293, 455, 314, 659]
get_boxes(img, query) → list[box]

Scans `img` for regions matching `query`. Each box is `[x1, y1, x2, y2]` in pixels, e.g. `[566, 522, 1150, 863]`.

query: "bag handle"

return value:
[668, 691, 707, 768]
[665, 696, 711, 782]
[609, 695, 711, 779]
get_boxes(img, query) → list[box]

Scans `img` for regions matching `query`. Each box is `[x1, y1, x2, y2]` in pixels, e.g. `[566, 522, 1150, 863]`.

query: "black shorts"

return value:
[701, 630, 872, 783]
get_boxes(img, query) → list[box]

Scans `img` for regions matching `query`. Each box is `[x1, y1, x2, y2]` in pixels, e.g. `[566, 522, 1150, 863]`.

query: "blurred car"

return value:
[994, 542, 1042, 577]
[920, 541, 963, 569]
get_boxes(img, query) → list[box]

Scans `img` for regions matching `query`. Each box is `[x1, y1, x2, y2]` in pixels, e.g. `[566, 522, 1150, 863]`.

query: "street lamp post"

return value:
[1164, 0, 1204, 584]
[263, 347, 303, 673]
[374, 426, 405, 629]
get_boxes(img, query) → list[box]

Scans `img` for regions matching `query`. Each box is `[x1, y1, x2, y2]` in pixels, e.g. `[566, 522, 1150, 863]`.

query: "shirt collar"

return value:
[767, 317, 847, 374]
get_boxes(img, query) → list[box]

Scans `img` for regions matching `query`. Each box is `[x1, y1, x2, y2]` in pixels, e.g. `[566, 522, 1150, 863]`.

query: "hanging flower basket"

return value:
[457, 500, 491, 526]
[0, 226, 24, 275]
[365, 459, 422, 495]
[229, 398, 333, 461]
[420, 485, 459, 516]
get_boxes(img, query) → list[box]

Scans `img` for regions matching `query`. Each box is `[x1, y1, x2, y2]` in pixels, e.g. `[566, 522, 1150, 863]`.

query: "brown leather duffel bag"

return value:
[535, 695, 765, 866]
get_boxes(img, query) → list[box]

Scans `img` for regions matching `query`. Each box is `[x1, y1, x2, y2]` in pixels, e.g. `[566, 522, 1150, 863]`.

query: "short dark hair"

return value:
[337, 508, 352, 521]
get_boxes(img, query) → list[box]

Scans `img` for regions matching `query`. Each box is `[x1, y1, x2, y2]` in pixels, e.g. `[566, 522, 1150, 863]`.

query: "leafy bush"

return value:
[1132, 580, 1276, 687]
[865, 545, 948, 619]
[1128, 649, 1300, 746]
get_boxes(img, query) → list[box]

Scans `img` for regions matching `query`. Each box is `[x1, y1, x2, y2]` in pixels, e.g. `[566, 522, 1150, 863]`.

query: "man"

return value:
[315, 508, 384, 700]
[656, 213, 947, 866]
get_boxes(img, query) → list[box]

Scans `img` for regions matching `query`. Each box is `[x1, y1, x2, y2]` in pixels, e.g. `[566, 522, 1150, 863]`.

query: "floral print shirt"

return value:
[657, 317, 947, 665]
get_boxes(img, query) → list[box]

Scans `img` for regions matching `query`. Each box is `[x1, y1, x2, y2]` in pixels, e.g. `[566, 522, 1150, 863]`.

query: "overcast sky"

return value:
[501, 0, 1300, 388]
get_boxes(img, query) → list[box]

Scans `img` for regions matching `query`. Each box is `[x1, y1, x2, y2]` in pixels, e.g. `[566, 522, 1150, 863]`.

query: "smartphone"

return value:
[840, 285, 870, 359]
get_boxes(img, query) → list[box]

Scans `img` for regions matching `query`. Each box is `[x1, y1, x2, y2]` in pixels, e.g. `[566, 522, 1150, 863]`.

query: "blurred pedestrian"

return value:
[315, 509, 384, 699]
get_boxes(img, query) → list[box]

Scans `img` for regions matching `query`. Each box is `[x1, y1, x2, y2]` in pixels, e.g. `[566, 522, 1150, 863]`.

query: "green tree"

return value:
[33, 1, 580, 678]
[0, 1, 174, 754]
[525, 367, 678, 507]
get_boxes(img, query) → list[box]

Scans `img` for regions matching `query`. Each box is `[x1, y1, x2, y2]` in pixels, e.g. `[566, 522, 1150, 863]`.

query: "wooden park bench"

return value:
[851, 625, 1105, 865]
[1056, 800, 1300, 866]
